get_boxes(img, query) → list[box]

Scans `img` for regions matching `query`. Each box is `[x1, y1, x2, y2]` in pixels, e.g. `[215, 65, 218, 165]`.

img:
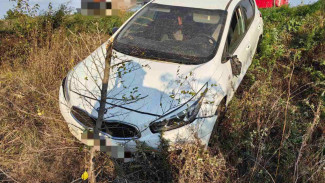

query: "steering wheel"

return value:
[196, 33, 217, 45]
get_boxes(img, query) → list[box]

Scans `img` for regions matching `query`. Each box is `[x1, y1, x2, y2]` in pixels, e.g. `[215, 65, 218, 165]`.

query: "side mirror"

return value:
[230, 55, 242, 77]
[110, 27, 119, 35]
[221, 52, 232, 64]
[222, 54, 242, 76]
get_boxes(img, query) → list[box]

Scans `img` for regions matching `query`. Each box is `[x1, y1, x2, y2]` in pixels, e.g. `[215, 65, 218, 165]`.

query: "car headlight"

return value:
[149, 84, 208, 133]
[62, 75, 70, 103]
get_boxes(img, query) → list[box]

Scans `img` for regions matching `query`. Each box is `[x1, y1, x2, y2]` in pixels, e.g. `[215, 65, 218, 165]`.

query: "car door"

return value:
[240, 0, 260, 68]
[223, 6, 251, 98]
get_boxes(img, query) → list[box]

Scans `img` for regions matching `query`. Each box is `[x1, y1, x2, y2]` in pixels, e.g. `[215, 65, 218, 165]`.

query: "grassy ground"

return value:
[0, 1, 324, 182]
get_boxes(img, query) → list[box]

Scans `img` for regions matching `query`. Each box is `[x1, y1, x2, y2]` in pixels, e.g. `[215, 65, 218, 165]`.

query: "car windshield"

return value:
[113, 3, 227, 64]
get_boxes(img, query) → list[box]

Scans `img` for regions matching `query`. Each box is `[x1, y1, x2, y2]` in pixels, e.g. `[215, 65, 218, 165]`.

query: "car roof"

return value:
[152, 0, 231, 10]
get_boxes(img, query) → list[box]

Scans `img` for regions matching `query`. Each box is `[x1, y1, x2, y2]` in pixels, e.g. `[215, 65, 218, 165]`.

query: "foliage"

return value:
[216, 1, 325, 182]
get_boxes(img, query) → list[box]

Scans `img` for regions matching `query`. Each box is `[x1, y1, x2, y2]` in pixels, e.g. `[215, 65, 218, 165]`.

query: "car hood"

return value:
[67, 42, 224, 128]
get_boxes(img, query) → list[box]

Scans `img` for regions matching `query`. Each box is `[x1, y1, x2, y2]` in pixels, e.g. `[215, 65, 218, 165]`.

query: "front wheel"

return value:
[256, 34, 263, 54]
[208, 98, 227, 149]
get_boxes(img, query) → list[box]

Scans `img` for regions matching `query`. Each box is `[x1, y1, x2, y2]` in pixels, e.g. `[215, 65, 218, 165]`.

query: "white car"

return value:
[59, 0, 263, 152]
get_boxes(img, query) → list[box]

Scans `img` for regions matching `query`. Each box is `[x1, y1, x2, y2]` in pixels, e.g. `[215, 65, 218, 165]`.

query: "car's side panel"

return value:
[245, 0, 263, 67]
[223, 6, 251, 100]
[220, 0, 263, 102]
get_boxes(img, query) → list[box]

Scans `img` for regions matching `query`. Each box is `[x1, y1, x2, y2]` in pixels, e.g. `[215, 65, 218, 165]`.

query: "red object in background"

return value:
[255, 0, 288, 8]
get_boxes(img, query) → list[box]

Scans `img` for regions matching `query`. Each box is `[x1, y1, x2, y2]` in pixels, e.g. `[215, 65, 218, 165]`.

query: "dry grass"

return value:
[169, 142, 228, 182]
[0, 27, 116, 182]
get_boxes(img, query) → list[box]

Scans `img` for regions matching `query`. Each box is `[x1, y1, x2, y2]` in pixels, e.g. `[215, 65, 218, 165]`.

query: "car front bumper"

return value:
[59, 86, 218, 153]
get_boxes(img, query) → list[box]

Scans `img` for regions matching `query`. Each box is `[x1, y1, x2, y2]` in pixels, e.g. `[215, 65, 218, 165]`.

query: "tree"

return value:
[5, 9, 19, 19]
[89, 39, 113, 183]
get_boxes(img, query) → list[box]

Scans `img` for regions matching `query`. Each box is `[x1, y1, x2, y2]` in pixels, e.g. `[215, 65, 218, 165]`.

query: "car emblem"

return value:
[96, 107, 108, 114]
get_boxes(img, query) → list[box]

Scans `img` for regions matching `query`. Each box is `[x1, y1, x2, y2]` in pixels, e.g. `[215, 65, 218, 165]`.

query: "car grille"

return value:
[71, 107, 95, 128]
[71, 107, 140, 139]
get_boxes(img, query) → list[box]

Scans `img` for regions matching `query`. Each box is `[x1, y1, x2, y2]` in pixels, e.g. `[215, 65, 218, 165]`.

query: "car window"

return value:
[240, 0, 255, 29]
[227, 7, 246, 54]
[114, 3, 227, 64]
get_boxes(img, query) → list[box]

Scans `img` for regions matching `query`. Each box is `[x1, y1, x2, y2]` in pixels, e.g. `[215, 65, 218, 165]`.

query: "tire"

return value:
[215, 98, 227, 122]
[257, 34, 263, 54]
[208, 97, 227, 148]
